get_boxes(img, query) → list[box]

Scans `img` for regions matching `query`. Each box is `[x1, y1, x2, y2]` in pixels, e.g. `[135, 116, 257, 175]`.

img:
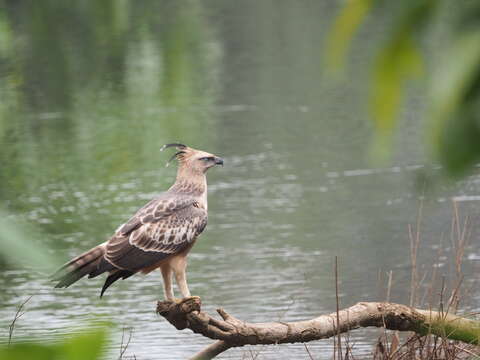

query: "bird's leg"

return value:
[174, 268, 191, 298]
[160, 265, 175, 301]
[170, 256, 191, 298]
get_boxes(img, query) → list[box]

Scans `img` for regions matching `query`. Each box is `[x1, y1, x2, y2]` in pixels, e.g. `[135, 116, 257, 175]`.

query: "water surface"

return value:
[1, 2, 479, 359]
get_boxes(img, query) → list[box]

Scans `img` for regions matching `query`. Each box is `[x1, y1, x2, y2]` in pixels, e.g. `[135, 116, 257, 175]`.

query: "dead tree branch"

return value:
[156, 297, 480, 360]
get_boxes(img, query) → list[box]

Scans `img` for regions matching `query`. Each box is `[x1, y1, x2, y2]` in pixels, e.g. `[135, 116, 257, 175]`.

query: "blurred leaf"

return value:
[0, 328, 108, 360]
[368, 0, 436, 163]
[369, 32, 423, 162]
[0, 209, 59, 271]
[431, 29, 480, 175]
[437, 103, 480, 175]
[326, 0, 438, 163]
[430, 29, 480, 139]
[61, 328, 108, 360]
[325, 0, 375, 70]
[0, 343, 57, 360]
[371, 33, 422, 130]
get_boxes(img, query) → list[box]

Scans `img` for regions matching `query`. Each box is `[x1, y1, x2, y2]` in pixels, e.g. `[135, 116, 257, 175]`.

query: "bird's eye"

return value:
[199, 157, 214, 161]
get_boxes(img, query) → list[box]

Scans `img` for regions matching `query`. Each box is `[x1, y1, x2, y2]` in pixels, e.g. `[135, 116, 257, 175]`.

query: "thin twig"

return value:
[304, 343, 315, 360]
[335, 256, 343, 360]
[8, 295, 33, 345]
[454, 344, 480, 357]
[409, 198, 423, 307]
[386, 270, 393, 303]
[119, 326, 134, 360]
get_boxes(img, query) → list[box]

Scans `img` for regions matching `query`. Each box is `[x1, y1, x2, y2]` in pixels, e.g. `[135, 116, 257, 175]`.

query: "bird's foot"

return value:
[163, 295, 200, 305]
[156, 296, 201, 330]
[174, 295, 201, 305]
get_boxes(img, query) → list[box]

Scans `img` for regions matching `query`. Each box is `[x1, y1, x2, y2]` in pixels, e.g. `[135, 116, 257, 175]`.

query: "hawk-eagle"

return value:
[53, 144, 223, 299]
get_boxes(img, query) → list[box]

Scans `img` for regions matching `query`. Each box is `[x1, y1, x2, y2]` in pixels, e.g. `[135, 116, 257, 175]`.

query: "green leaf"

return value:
[368, 32, 423, 162]
[371, 33, 423, 131]
[325, 0, 375, 70]
[0, 343, 57, 360]
[0, 328, 108, 360]
[429, 29, 480, 151]
[368, 0, 437, 163]
[61, 329, 108, 360]
[437, 102, 480, 175]
[0, 209, 59, 271]
[430, 27, 480, 176]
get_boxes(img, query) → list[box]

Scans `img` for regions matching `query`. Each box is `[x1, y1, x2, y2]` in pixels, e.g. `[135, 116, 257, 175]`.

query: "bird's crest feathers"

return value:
[161, 143, 188, 167]
[161, 143, 213, 168]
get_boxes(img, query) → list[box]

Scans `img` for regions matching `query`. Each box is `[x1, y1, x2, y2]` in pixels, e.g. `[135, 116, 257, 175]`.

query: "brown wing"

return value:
[102, 194, 207, 272]
[116, 194, 195, 235]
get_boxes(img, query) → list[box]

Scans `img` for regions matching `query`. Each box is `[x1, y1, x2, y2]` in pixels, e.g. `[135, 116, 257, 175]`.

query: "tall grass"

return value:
[309, 200, 480, 360]
[372, 201, 479, 359]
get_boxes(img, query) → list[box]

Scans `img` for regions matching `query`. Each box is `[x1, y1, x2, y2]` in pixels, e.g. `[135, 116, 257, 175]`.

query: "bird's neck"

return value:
[169, 168, 207, 198]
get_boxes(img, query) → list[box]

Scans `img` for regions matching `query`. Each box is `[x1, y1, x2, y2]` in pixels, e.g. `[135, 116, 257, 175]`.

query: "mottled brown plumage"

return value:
[53, 144, 223, 298]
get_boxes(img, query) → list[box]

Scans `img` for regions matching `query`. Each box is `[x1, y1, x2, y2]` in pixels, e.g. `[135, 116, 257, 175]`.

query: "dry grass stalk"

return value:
[372, 201, 479, 360]
[118, 326, 134, 360]
[336, 256, 343, 360]
[8, 295, 32, 346]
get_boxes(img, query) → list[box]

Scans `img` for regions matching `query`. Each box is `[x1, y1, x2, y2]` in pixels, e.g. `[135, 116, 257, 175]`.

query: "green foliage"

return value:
[0, 328, 108, 360]
[368, 1, 435, 161]
[327, 0, 480, 175]
[431, 29, 480, 175]
[325, 0, 375, 70]
[369, 31, 423, 162]
[0, 209, 59, 271]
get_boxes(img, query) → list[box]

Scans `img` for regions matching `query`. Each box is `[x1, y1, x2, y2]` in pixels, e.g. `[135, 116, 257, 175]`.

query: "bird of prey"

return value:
[53, 144, 223, 299]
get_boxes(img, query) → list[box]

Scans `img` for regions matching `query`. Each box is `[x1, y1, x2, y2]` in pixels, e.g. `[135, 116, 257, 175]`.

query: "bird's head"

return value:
[161, 143, 224, 175]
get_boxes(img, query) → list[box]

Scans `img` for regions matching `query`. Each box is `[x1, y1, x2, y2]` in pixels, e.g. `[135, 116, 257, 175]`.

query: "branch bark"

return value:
[156, 297, 480, 360]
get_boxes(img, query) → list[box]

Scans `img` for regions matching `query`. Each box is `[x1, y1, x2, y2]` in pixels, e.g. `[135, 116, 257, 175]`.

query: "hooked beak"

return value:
[214, 157, 224, 166]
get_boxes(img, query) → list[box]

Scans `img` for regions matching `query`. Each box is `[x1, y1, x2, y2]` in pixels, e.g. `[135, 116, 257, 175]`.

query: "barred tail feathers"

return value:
[53, 244, 106, 288]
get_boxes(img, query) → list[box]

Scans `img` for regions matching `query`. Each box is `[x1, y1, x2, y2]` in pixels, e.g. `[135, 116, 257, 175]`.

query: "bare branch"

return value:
[157, 298, 480, 360]
[189, 341, 231, 360]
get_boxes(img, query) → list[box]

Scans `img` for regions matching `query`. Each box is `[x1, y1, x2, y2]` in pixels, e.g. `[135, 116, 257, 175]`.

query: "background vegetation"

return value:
[328, 0, 480, 175]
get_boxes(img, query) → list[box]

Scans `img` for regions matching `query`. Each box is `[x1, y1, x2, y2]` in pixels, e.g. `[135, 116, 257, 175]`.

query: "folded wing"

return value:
[103, 196, 207, 272]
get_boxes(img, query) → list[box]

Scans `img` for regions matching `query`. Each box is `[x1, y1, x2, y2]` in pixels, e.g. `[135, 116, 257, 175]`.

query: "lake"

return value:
[0, 1, 479, 359]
